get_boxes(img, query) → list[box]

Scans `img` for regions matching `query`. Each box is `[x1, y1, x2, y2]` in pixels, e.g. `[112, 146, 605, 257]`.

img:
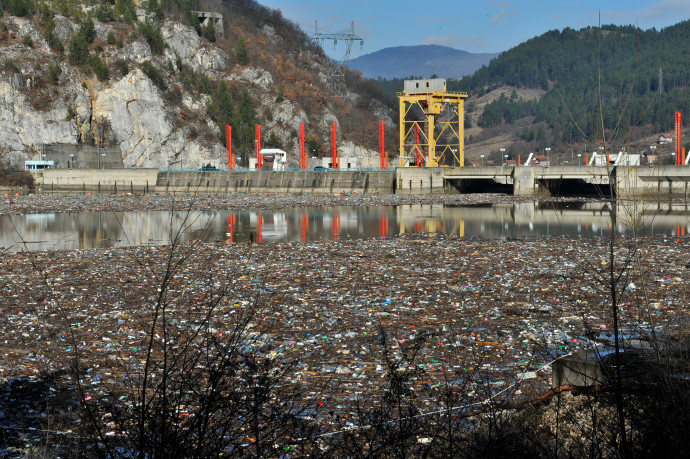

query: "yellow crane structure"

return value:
[398, 79, 468, 167]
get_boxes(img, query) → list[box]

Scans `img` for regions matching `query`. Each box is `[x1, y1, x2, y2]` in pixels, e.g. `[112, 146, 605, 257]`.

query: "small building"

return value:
[25, 160, 54, 172]
[403, 78, 446, 94]
[659, 134, 674, 145]
[249, 149, 287, 171]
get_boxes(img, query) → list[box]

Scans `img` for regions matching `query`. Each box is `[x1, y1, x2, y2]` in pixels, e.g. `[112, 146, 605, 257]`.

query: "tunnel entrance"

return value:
[537, 178, 614, 197]
[445, 178, 514, 194]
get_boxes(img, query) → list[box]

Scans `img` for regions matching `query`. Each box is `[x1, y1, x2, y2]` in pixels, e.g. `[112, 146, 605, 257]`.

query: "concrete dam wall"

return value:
[41, 170, 397, 194]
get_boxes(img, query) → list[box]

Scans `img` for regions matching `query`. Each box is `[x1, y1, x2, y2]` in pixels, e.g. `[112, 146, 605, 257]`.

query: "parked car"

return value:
[313, 166, 330, 171]
[200, 163, 218, 171]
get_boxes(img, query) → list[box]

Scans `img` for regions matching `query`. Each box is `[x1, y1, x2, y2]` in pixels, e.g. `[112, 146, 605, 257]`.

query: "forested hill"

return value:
[447, 20, 690, 143]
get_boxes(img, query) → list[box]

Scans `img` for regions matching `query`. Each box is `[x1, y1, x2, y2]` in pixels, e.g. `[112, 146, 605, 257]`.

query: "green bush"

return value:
[6, 0, 34, 17]
[142, 61, 167, 91]
[94, 3, 114, 22]
[23, 33, 33, 47]
[79, 17, 96, 44]
[90, 54, 109, 81]
[202, 21, 216, 43]
[47, 62, 61, 84]
[68, 32, 89, 65]
[114, 0, 136, 24]
[117, 59, 128, 76]
[4, 59, 20, 73]
[138, 21, 166, 55]
[46, 30, 64, 53]
[107, 31, 116, 45]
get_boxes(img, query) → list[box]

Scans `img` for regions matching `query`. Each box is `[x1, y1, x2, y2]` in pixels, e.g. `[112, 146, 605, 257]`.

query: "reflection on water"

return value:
[2, 201, 690, 251]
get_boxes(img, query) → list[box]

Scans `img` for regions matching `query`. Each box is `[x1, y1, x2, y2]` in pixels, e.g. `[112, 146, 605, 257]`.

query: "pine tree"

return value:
[236, 37, 249, 65]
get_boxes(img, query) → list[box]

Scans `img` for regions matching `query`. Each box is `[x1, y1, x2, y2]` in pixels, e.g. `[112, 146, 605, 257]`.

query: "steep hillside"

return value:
[447, 21, 690, 164]
[0, 0, 397, 170]
[347, 44, 497, 79]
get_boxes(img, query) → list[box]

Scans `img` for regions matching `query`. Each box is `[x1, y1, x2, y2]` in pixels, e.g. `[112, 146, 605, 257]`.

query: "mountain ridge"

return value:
[347, 44, 498, 79]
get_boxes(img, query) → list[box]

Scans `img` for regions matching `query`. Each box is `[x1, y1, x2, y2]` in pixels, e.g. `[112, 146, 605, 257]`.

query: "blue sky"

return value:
[258, 0, 690, 58]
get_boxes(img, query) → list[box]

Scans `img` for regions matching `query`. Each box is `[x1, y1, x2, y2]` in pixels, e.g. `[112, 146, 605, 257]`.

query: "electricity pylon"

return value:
[310, 21, 363, 97]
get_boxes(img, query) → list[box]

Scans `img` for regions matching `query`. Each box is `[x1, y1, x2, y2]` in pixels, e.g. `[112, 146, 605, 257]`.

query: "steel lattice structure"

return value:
[310, 21, 363, 97]
[398, 80, 468, 167]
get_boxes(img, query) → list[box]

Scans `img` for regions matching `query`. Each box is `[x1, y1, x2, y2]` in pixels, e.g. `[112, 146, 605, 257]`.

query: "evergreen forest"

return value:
[377, 20, 690, 148]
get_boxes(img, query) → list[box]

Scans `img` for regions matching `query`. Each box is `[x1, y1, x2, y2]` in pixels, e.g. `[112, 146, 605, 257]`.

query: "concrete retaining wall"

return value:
[155, 170, 395, 194]
[395, 167, 446, 194]
[42, 169, 159, 193]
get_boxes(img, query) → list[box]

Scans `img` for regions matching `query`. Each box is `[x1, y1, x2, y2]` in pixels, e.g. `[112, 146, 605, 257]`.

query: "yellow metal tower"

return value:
[398, 79, 468, 167]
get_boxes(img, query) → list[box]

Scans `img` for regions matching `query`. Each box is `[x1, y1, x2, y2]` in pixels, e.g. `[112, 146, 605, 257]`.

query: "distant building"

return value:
[659, 134, 674, 144]
[532, 155, 549, 167]
[195, 11, 224, 38]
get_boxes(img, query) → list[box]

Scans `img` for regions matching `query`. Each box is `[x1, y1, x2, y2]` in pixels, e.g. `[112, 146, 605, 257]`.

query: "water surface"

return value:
[1, 201, 689, 252]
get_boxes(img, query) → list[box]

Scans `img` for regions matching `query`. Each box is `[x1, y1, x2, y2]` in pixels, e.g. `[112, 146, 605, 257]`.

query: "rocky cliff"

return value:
[0, 2, 395, 170]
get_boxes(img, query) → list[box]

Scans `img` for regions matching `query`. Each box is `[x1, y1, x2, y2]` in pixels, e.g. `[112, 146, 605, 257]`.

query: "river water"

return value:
[1, 201, 689, 251]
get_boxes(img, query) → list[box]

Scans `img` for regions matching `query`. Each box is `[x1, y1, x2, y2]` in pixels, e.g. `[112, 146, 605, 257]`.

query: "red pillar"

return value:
[518, 154, 521, 166]
[257, 213, 263, 243]
[379, 214, 389, 238]
[300, 123, 306, 170]
[226, 125, 233, 170]
[300, 213, 308, 242]
[331, 121, 339, 170]
[676, 111, 682, 165]
[379, 120, 385, 170]
[227, 213, 236, 243]
[586, 153, 589, 165]
[255, 124, 262, 170]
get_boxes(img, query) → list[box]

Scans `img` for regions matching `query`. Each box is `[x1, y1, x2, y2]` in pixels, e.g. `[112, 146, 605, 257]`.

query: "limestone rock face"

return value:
[91, 70, 223, 169]
[123, 40, 153, 64]
[0, 80, 77, 165]
[228, 67, 273, 90]
[162, 22, 227, 73]
[92, 70, 172, 167]
[162, 22, 200, 63]
[7, 17, 49, 52]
